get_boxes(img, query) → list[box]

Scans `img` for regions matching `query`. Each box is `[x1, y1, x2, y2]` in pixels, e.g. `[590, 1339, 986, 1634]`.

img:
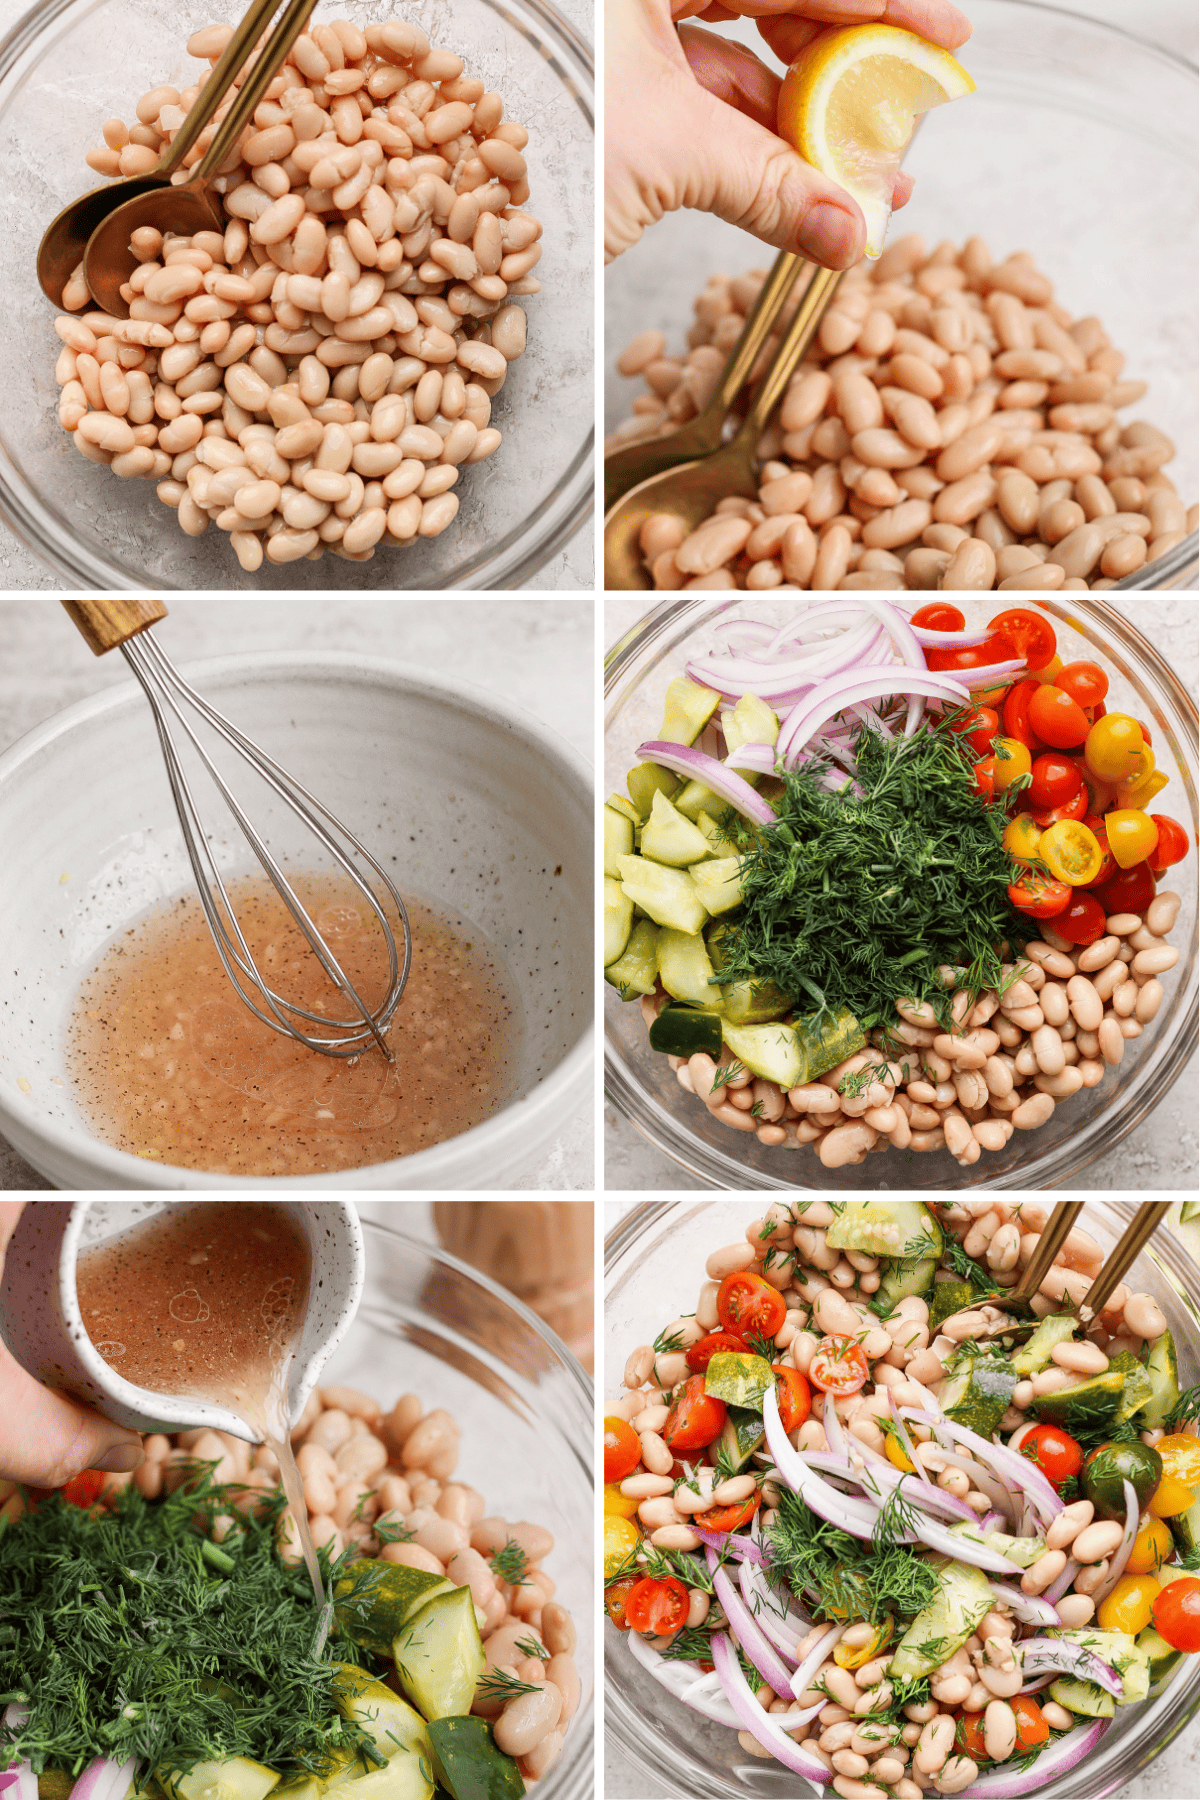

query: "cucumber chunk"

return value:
[1138, 1623, 1185, 1693]
[940, 1357, 1018, 1438]
[627, 762, 678, 822]
[1030, 1368, 1126, 1435]
[673, 778, 725, 821]
[827, 1202, 942, 1261]
[427, 1717, 523, 1800]
[659, 676, 721, 747]
[161, 1763, 280, 1800]
[332, 1664, 433, 1764]
[888, 1561, 993, 1681]
[1011, 1314, 1077, 1376]
[720, 1020, 802, 1091]
[793, 1008, 868, 1083]
[1136, 1328, 1180, 1430]
[605, 918, 660, 999]
[1049, 1627, 1149, 1704]
[1108, 1349, 1156, 1424]
[717, 1404, 765, 1472]
[723, 693, 779, 761]
[927, 1280, 977, 1334]
[648, 1006, 723, 1059]
[618, 855, 708, 935]
[657, 927, 719, 1006]
[1047, 1676, 1115, 1719]
[391, 1586, 485, 1722]
[704, 1352, 774, 1411]
[324, 1755, 433, 1800]
[603, 805, 635, 877]
[604, 877, 633, 966]
[641, 790, 712, 867]
[689, 857, 745, 916]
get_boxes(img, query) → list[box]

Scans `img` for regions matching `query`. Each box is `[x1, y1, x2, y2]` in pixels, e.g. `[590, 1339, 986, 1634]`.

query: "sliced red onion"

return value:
[905, 622, 997, 649]
[1007, 1421, 1038, 1454]
[635, 741, 777, 826]
[923, 1439, 1016, 1522]
[953, 1720, 1110, 1797]
[690, 1523, 770, 1565]
[987, 1580, 1062, 1628]
[767, 600, 874, 654]
[710, 1632, 833, 1782]
[713, 619, 778, 645]
[888, 1389, 935, 1490]
[725, 741, 779, 775]
[1091, 1480, 1139, 1607]
[626, 1627, 742, 1728]
[1042, 1557, 1079, 1606]
[956, 659, 1026, 689]
[857, 597, 928, 734]
[737, 1556, 802, 1662]
[1018, 1671, 1056, 1694]
[763, 1391, 884, 1539]
[1018, 1636, 1123, 1697]
[687, 618, 882, 694]
[902, 1410, 1062, 1526]
[802, 1444, 977, 1523]
[821, 1391, 847, 1460]
[69, 1759, 138, 1800]
[708, 1550, 797, 1695]
[789, 1622, 846, 1700]
[777, 669, 972, 765]
[978, 1511, 1004, 1535]
[1, 1705, 36, 1800]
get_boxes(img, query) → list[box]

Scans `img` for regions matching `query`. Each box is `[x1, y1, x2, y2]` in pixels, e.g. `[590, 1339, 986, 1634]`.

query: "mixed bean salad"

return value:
[604, 1201, 1200, 1799]
[0, 1383, 578, 1800]
[604, 599, 1190, 1170]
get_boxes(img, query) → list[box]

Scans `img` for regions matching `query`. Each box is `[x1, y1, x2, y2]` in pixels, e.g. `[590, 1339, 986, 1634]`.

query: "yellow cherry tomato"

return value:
[1117, 768, 1170, 810]
[1031, 653, 1064, 684]
[834, 1615, 895, 1669]
[993, 736, 1032, 790]
[1157, 1435, 1200, 1488]
[885, 1433, 915, 1474]
[1126, 1513, 1175, 1575]
[604, 1482, 641, 1520]
[1150, 1473, 1197, 1519]
[1084, 713, 1144, 782]
[1039, 819, 1103, 885]
[1097, 1572, 1161, 1635]
[604, 1513, 641, 1579]
[1003, 813, 1044, 862]
[1106, 808, 1160, 869]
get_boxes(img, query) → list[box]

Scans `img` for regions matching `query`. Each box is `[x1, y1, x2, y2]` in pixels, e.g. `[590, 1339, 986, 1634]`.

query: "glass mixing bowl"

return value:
[603, 0, 1197, 590]
[604, 597, 1198, 1191]
[604, 1199, 1200, 1800]
[0, 0, 593, 589]
[330, 1214, 593, 1800]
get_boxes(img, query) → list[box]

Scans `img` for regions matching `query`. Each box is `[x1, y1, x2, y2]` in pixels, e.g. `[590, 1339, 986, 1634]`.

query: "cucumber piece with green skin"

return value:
[1046, 1676, 1115, 1719]
[887, 1561, 993, 1681]
[704, 1352, 774, 1411]
[689, 857, 745, 916]
[606, 793, 639, 826]
[1138, 1624, 1185, 1693]
[1108, 1350, 1156, 1424]
[1168, 1492, 1200, 1557]
[391, 1585, 485, 1722]
[605, 918, 660, 999]
[720, 1020, 802, 1090]
[875, 1257, 940, 1321]
[695, 811, 737, 854]
[1030, 1367, 1126, 1436]
[1011, 1314, 1078, 1376]
[718, 1404, 765, 1472]
[1180, 1203, 1200, 1224]
[947, 1520, 1046, 1569]
[927, 1280, 978, 1335]
[723, 693, 779, 759]
[1135, 1328, 1180, 1430]
[604, 878, 633, 965]
[1048, 1628, 1149, 1704]
[324, 1756, 433, 1800]
[427, 1719, 523, 1800]
[706, 923, 795, 1024]
[627, 762, 679, 822]
[657, 927, 719, 1006]
[826, 1202, 943, 1261]
[939, 1357, 1018, 1438]
[792, 1008, 867, 1084]
[673, 778, 724, 821]
[332, 1663, 434, 1765]
[618, 855, 708, 935]
[603, 805, 634, 877]
[161, 1764, 280, 1800]
[641, 789, 712, 867]
[659, 676, 721, 747]
[648, 1007, 723, 1059]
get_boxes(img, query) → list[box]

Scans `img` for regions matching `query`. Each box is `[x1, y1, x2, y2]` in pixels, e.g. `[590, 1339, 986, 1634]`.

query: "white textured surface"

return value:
[603, 596, 1198, 1193]
[0, 596, 594, 1189]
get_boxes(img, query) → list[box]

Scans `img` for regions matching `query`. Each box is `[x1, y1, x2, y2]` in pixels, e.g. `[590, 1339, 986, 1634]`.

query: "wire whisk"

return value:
[62, 600, 411, 1063]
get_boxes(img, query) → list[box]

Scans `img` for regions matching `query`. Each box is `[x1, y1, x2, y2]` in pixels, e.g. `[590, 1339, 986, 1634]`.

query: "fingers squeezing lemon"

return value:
[777, 25, 975, 261]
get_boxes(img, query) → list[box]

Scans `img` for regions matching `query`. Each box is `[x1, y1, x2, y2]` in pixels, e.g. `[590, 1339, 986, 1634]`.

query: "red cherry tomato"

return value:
[703, 1495, 762, 1533]
[1148, 814, 1191, 874]
[663, 1374, 726, 1452]
[988, 608, 1057, 671]
[1028, 753, 1083, 810]
[1092, 860, 1157, 916]
[808, 1338, 869, 1396]
[626, 1575, 690, 1635]
[945, 704, 1000, 760]
[773, 1365, 812, 1434]
[686, 1330, 747, 1373]
[59, 1469, 108, 1508]
[973, 756, 996, 800]
[1030, 785, 1089, 828]
[1051, 891, 1108, 947]
[1069, 757, 1120, 818]
[911, 603, 966, 631]
[1011, 1696, 1050, 1751]
[605, 1416, 642, 1483]
[1008, 870, 1072, 919]
[1001, 679, 1049, 753]
[605, 1575, 640, 1631]
[1152, 1578, 1200, 1653]
[1056, 660, 1109, 708]
[717, 1271, 787, 1340]
[1028, 684, 1091, 749]
[926, 633, 1016, 676]
[1020, 1423, 1083, 1491]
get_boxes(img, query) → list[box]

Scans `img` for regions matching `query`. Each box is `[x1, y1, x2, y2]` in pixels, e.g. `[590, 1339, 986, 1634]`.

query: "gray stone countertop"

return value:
[603, 598, 1198, 1193]
[0, 595, 594, 1189]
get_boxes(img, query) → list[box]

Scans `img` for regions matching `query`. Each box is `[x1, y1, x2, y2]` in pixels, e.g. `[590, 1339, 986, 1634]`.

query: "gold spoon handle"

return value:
[197, 0, 321, 183]
[156, 0, 285, 177]
[1008, 1201, 1086, 1304]
[704, 251, 807, 423]
[733, 263, 844, 452]
[1081, 1202, 1172, 1322]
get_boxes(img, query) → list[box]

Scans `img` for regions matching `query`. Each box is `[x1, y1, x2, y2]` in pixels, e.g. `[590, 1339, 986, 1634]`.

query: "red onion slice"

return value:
[956, 659, 1026, 688]
[710, 1632, 833, 1782]
[905, 622, 997, 649]
[625, 1627, 742, 1729]
[902, 1410, 1063, 1526]
[777, 669, 971, 765]
[635, 741, 777, 826]
[1018, 1636, 1123, 1697]
[737, 1556, 804, 1662]
[1091, 1480, 1139, 1607]
[708, 1550, 797, 1695]
[690, 1522, 770, 1564]
[987, 1580, 1062, 1628]
[1042, 1557, 1079, 1607]
[68, 1759, 138, 1800]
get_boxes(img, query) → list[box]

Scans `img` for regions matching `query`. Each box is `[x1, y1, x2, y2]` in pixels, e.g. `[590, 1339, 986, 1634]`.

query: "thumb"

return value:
[0, 1345, 145, 1487]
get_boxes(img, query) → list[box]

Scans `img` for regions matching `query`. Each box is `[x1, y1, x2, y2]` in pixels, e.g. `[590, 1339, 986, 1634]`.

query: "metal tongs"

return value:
[959, 1202, 1172, 1341]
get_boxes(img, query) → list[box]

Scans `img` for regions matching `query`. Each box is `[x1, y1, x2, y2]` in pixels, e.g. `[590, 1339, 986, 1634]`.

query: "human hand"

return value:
[605, 0, 972, 265]
[0, 1202, 144, 1487]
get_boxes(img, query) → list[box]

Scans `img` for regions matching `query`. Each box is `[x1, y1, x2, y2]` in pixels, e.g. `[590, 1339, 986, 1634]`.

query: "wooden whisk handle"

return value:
[61, 600, 167, 655]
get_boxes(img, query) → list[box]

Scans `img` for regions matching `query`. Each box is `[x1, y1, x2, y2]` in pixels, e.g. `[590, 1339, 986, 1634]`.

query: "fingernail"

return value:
[95, 1442, 144, 1474]
[797, 203, 861, 270]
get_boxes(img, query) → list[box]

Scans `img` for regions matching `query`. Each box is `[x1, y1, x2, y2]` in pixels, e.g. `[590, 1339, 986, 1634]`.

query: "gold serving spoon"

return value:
[82, 0, 319, 318]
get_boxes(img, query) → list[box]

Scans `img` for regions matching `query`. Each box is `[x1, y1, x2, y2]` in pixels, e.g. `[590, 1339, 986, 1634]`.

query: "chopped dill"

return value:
[475, 1669, 539, 1704]
[489, 1540, 531, 1587]
[1165, 1385, 1200, 1433]
[708, 1061, 745, 1094]
[940, 1238, 998, 1294]
[653, 1325, 686, 1355]
[765, 1489, 939, 1626]
[659, 1625, 716, 1664]
[515, 1637, 549, 1662]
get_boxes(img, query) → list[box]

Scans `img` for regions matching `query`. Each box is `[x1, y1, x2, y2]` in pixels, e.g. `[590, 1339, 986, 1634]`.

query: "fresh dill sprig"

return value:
[708, 1060, 745, 1094]
[1165, 1385, 1200, 1433]
[659, 1625, 717, 1664]
[766, 1489, 938, 1626]
[632, 1543, 719, 1594]
[653, 1325, 686, 1356]
[940, 1238, 997, 1294]
[743, 1328, 777, 1364]
[372, 1516, 415, 1545]
[475, 1669, 540, 1704]
[489, 1540, 531, 1588]
[515, 1636, 549, 1662]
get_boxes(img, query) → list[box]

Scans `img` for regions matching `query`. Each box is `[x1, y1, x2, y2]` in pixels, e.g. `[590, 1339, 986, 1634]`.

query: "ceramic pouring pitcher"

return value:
[0, 1200, 364, 1440]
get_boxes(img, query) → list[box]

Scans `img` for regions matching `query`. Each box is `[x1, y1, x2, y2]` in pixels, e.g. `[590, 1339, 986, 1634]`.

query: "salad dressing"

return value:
[76, 1202, 325, 1602]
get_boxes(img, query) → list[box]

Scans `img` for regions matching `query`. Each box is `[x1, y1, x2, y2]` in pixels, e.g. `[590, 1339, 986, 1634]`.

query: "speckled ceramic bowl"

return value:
[0, 1199, 363, 1437]
[0, 652, 593, 1187]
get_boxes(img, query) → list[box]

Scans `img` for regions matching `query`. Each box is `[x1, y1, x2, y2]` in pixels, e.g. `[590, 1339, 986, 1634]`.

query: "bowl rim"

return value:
[0, 647, 595, 1189]
[0, 0, 595, 592]
[603, 595, 1198, 1191]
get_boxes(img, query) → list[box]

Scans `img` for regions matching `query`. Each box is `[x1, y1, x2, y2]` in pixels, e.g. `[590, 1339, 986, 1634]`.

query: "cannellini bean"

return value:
[1072, 1520, 1125, 1563]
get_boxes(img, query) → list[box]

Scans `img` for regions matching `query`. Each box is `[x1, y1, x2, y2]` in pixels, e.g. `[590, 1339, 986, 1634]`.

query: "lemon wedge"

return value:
[777, 24, 975, 260]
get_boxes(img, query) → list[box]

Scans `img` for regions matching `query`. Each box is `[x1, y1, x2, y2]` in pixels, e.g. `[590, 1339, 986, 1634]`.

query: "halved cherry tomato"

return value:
[1085, 714, 1145, 783]
[1028, 753, 1083, 810]
[954, 1711, 988, 1762]
[627, 1575, 690, 1635]
[1039, 820, 1103, 886]
[1118, 767, 1169, 811]
[973, 756, 996, 800]
[686, 1330, 746, 1373]
[703, 1494, 761, 1533]
[1106, 809, 1159, 870]
[1092, 860, 1156, 915]
[808, 1337, 869, 1396]
[1011, 1695, 1050, 1751]
[663, 1374, 726, 1452]
[945, 704, 1000, 760]
[993, 736, 1031, 791]
[1001, 679, 1048, 752]
[1030, 785, 1089, 828]
[1028, 684, 1090, 749]
[1148, 815, 1191, 873]
[717, 1271, 786, 1340]
[1020, 1422, 1083, 1491]
[773, 1365, 812, 1434]
[911, 603, 965, 631]
[59, 1469, 107, 1507]
[605, 1416, 642, 1483]
[1152, 1577, 1200, 1654]
[1008, 869, 1072, 919]
[926, 634, 1017, 685]
[1056, 660, 1109, 709]
[604, 1575, 640, 1631]
[1080, 818, 1118, 889]
[989, 608, 1057, 671]
[1051, 891, 1108, 947]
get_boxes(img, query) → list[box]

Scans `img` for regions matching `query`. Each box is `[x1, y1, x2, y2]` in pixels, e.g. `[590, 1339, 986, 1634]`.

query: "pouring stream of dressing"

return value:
[75, 1201, 326, 1604]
